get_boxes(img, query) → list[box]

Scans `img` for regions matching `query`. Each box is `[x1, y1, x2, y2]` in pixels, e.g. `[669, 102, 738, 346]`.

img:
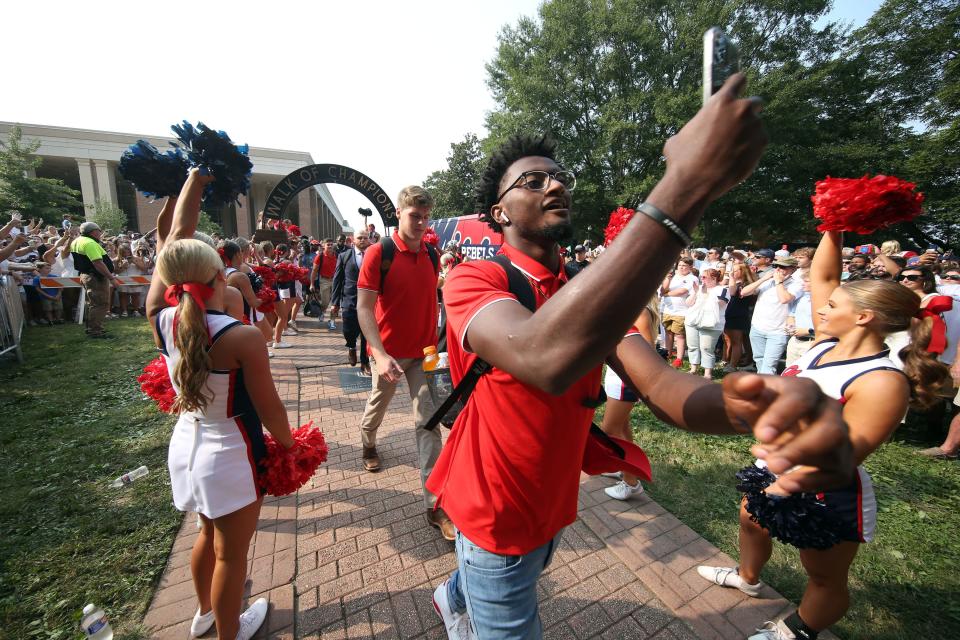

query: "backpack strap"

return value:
[378, 237, 396, 293]
[424, 254, 538, 431]
[378, 237, 439, 293]
[490, 254, 536, 312]
[426, 243, 439, 272]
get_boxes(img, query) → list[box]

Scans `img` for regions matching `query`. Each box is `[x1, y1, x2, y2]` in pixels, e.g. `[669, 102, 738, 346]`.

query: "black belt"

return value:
[794, 334, 816, 342]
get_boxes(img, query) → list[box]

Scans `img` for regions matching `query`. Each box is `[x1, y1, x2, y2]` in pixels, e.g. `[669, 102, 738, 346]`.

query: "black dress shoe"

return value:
[348, 348, 358, 366]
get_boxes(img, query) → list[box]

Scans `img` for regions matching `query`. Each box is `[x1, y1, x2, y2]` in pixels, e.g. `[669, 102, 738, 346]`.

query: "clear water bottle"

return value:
[81, 603, 114, 639]
[109, 465, 149, 488]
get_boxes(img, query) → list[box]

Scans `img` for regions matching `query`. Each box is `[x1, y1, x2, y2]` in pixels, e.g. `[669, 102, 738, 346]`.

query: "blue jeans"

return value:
[749, 327, 789, 374]
[447, 531, 562, 639]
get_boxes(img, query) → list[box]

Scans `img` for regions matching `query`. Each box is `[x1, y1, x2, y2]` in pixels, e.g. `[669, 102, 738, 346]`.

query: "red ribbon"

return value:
[164, 282, 214, 310]
[217, 247, 227, 264]
[918, 295, 953, 354]
[164, 282, 215, 346]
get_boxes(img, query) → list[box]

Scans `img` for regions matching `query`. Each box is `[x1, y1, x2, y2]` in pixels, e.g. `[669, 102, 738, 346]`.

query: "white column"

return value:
[92, 159, 118, 207]
[76, 159, 97, 219]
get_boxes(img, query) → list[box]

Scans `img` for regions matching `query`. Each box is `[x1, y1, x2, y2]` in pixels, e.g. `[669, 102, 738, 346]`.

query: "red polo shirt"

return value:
[357, 233, 439, 359]
[425, 244, 603, 555]
[313, 251, 337, 279]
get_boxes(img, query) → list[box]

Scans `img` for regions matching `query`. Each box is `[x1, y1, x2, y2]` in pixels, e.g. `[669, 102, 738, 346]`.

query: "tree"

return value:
[0, 125, 83, 222]
[481, 0, 960, 247]
[90, 199, 127, 235]
[423, 133, 485, 218]
[850, 0, 960, 249]
[197, 210, 224, 237]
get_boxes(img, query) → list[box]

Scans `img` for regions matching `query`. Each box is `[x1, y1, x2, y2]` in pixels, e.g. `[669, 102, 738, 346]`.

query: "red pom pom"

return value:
[274, 262, 299, 283]
[256, 287, 277, 313]
[287, 224, 301, 237]
[422, 227, 439, 247]
[137, 356, 176, 413]
[295, 265, 311, 285]
[252, 265, 276, 288]
[603, 206, 636, 245]
[811, 175, 924, 235]
[260, 421, 329, 496]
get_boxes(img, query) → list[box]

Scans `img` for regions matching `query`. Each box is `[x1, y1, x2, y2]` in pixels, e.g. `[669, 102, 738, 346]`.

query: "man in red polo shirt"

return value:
[356, 185, 453, 540]
[311, 238, 339, 330]
[427, 76, 855, 639]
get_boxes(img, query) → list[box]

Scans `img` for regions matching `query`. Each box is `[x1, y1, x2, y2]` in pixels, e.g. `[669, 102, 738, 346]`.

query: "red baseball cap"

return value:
[581, 426, 652, 482]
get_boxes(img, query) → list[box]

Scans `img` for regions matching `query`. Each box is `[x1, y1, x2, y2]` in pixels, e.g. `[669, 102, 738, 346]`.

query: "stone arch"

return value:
[262, 164, 396, 229]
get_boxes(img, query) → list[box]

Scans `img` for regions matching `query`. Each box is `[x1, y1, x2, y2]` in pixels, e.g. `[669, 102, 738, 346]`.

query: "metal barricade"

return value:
[0, 275, 24, 362]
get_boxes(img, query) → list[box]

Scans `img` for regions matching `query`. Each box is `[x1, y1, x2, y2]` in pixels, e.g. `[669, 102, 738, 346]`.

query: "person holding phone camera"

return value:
[427, 75, 856, 640]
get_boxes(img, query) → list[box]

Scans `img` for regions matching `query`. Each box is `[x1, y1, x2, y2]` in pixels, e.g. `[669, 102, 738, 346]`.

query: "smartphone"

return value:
[703, 27, 740, 104]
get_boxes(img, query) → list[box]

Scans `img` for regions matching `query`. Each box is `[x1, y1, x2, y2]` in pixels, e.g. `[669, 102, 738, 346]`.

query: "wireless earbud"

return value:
[500, 213, 510, 225]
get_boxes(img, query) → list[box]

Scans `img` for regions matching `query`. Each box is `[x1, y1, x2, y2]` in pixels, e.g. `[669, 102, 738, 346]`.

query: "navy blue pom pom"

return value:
[736, 464, 845, 550]
[118, 140, 189, 199]
[171, 121, 253, 207]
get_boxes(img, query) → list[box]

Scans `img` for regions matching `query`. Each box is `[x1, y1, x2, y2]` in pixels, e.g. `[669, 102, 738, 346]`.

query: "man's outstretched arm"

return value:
[465, 75, 767, 393]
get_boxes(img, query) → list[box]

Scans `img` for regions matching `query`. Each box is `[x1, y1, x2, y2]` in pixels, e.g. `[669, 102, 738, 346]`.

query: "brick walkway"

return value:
[143, 315, 836, 640]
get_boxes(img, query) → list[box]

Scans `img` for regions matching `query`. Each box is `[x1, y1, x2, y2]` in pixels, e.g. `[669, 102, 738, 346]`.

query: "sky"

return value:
[3, 0, 882, 233]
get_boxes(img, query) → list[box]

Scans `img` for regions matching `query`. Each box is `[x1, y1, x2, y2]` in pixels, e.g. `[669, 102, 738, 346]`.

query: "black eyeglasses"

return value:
[496, 170, 577, 203]
[897, 274, 923, 282]
[943, 274, 960, 281]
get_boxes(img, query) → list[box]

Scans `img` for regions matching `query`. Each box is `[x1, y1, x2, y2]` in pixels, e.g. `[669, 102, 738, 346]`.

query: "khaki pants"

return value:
[359, 357, 440, 508]
[785, 335, 815, 366]
[317, 277, 333, 315]
[81, 274, 110, 335]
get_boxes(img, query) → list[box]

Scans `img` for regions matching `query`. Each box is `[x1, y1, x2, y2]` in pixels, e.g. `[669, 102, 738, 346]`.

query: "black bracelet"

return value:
[637, 202, 693, 247]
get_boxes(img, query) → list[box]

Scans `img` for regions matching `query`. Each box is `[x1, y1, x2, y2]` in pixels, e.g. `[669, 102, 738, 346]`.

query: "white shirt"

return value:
[662, 272, 700, 316]
[751, 276, 804, 333]
[354, 247, 364, 269]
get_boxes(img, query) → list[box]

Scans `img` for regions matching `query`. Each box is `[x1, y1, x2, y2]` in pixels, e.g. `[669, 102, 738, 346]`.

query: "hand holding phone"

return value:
[703, 27, 740, 105]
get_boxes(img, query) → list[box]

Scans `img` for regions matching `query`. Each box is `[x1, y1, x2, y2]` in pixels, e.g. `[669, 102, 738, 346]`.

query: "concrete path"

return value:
[143, 315, 836, 639]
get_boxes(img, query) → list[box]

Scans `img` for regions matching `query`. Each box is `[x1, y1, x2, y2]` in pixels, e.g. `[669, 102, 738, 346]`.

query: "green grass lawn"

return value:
[0, 321, 181, 640]
[621, 401, 960, 640]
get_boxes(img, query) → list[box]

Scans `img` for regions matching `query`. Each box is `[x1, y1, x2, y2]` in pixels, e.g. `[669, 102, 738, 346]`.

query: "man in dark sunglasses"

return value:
[426, 75, 856, 639]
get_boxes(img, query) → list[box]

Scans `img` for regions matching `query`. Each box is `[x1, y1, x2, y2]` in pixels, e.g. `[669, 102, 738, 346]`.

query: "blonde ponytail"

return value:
[155, 239, 223, 414]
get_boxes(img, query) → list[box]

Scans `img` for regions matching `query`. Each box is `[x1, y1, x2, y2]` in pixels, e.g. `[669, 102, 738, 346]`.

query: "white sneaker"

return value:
[696, 565, 763, 597]
[600, 471, 623, 480]
[190, 607, 214, 637]
[273, 341, 292, 349]
[266, 341, 274, 347]
[748, 619, 796, 640]
[268, 350, 275, 358]
[604, 480, 644, 500]
[327, 320, 337, 330]
[282, 328, 297, 336]
[236, 597, 268, 640]
[433, 579, 476, 639]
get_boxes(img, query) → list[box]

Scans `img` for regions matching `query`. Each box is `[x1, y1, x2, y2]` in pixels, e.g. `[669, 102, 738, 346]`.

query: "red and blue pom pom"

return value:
[811, 175, 924, 235]
[137, 356, 176, 414]
[260, 422, 329, 496]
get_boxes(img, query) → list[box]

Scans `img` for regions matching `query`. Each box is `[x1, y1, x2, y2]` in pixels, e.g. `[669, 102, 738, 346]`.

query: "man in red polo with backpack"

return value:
[356, 185, 453, 540]
[311, 238, 339, 330]
[427, 76, 856, 639]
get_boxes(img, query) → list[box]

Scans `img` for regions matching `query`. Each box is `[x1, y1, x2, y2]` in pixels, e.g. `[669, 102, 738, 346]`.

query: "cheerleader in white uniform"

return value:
[147, 170, 295, 640]
[600, 296, 659, 500]
[220, 240, 263, 327]
[698, 230, 949, 640]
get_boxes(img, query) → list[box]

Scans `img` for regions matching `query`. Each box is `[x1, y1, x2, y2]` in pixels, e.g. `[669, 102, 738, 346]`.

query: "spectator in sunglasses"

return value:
[897, 267, 937, 298]
[923, 267, 960, 459]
